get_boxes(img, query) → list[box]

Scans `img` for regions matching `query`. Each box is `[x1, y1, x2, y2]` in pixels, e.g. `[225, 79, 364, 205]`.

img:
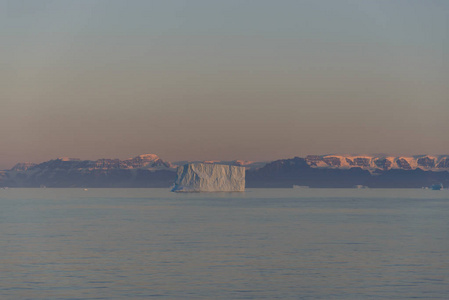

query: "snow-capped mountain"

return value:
[8, 154, 173, 173]
[246, 156, 449, 188]
[305, 155, 449, 172]
[90, 154, 173, 170]
[172, 160, 265, 170]
[2, 154, 175, 188]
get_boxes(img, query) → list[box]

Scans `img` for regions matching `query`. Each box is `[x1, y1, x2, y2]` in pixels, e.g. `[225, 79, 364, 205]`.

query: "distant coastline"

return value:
[1, 154, 448, 188]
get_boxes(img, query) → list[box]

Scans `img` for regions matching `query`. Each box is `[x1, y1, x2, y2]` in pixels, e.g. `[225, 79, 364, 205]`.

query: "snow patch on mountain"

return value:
[124, 154, 173, 170]
[10, 162, 37, 172]
[57, 157, 80, 162]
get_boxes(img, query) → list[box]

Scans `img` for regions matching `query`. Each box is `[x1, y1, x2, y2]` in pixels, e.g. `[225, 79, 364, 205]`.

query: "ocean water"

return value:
[0, 188, 448, 299]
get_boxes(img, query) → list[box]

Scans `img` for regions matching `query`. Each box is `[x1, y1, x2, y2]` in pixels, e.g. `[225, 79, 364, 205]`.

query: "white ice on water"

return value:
[171, 163, 245, 192]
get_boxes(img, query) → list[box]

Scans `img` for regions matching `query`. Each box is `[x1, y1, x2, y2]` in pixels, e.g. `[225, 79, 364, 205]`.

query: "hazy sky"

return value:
[1, 0, 448, 168]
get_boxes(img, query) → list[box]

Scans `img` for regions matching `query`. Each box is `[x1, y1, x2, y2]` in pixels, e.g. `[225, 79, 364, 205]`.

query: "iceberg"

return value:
[171, 163, 245, 192]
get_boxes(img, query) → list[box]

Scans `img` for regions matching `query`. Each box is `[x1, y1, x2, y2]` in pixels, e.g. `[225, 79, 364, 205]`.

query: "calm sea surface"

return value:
[0, 188, 448, 299]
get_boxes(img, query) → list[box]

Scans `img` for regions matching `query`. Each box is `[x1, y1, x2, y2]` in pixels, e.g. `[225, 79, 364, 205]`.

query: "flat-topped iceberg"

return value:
[171, 163, 245, 192]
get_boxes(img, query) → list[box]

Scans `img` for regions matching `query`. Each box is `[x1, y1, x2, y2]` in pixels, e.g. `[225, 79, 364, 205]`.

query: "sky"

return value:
[1, 0, 448, 169]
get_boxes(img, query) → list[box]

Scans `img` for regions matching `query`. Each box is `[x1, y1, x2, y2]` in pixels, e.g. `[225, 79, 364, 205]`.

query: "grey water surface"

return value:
[0, 188, 448, 299]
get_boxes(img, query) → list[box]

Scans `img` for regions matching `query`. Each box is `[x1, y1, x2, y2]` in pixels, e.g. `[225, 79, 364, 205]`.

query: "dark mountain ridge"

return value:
[246, 157, 449, 188]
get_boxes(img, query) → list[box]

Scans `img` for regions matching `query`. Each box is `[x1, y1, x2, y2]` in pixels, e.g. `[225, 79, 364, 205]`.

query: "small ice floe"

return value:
[430, 183, 443, 190]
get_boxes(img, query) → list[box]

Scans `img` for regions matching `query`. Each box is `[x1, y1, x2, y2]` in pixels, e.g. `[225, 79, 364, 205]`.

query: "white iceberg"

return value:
[171, 163, 245, 192]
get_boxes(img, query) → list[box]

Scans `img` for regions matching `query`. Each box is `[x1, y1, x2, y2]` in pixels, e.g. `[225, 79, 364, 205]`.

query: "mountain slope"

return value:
[246, 157, 449, 188]
[3, 154, 176, 188]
